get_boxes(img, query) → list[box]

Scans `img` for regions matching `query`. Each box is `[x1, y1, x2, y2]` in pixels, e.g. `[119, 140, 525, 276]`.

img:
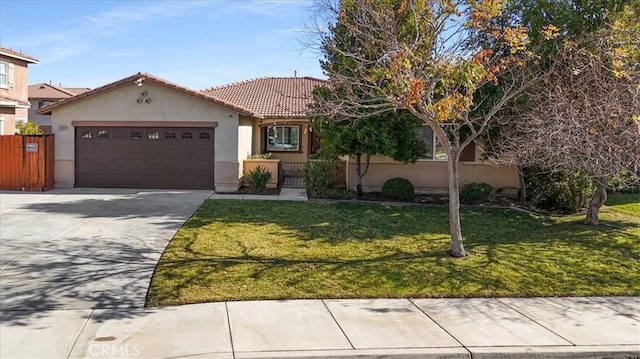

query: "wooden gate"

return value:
[0, 135, 55, 191]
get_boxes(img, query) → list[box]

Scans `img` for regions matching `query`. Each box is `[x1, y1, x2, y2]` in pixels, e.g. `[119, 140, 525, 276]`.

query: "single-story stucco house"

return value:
[37, 72, 519, 194]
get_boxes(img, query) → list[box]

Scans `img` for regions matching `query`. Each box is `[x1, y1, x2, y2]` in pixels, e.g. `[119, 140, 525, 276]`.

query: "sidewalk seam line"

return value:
[67, 308, 94, 359]
[225, 302, 236, 359]
[495, 298, 576, 346]
[321, 299, 355, 350]
[408, 298, 470, 358]
[586, 297, 640, 323]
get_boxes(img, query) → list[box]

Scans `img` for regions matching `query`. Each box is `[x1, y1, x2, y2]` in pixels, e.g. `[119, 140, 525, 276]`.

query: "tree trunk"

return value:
[584, 183, 607, 226]
[567, 172, 583, 212]
[447, 153, 468, 257]
[517, 166, 526, 204]
[355, 153, 363, 198]
[355, 153, 371, 198]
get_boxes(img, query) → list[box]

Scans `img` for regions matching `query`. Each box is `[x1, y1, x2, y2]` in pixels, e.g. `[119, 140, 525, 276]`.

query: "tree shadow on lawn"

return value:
[148, 200, 640, 305]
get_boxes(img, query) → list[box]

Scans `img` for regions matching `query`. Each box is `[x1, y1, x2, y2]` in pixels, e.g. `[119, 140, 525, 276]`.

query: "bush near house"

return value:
[15, 121, 42, 135]
[381, 177, 415, 201]
[460, 182, 496, 204]
[243, 165, 272, 193]
[304, 156, 341, 198]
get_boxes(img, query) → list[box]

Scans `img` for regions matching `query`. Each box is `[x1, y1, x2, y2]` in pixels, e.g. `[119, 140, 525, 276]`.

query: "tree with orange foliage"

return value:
[309, 0, 554, 257]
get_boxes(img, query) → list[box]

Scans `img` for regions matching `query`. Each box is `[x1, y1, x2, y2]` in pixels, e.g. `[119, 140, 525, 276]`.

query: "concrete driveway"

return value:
[0, 188, 212, 311]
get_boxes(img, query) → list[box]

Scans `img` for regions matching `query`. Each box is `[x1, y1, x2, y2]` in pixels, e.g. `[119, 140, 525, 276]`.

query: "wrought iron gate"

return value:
[281, 162, 305, 188]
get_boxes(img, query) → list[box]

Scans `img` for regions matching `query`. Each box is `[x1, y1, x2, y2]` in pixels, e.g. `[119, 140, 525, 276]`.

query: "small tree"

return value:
[496, 9, 640, 225]
[15, 121, 43, 135]
[309, 0, 554, 256]
[311, 108, 425, 197]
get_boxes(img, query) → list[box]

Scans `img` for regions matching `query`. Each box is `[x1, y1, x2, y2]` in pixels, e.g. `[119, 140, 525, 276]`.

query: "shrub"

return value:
[248, 153, 273, 160]
[244, 165, 272, 192]
[381, 177, 415, 201]
[460, 182, 495, 204]
[304, 158, 339, 197]
[15, 121, 42, 135]
[523, 167, 594, 213]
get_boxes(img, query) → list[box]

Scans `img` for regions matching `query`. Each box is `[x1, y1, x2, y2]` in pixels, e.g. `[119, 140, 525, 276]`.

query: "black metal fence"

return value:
[281, 162, 306, 188]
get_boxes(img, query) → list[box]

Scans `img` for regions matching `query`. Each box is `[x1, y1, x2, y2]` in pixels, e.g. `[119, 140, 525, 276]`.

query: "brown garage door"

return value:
[75, 127, 214, 189]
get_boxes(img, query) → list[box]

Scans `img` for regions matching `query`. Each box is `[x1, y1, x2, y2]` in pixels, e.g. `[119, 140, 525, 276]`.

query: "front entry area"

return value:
[75, 126, 214, 189]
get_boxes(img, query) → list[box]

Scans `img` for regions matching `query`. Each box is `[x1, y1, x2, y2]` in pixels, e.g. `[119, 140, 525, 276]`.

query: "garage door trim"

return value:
[72, 121, 218, 128]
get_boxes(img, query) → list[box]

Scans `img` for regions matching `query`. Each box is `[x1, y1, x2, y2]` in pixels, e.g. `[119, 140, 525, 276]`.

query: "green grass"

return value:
[605, 193, 640, 218]
[146, 197, 640, 307]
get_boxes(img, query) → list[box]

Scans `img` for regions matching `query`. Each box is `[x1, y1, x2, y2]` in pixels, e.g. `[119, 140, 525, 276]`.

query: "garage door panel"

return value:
[75, 126, 214, 189]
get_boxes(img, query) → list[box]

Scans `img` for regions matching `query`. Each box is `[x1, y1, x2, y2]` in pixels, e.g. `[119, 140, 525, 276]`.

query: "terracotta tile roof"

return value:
[29, 83, 80, 99]
[203, 77, 326, 119]
[63, 87, 92, 95]
[0, 47, 39, 63]
[36, 72, 261, 117]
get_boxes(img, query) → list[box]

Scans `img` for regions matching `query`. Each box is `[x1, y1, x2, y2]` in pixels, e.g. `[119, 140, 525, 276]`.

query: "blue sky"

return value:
[0, 0, 325, 90]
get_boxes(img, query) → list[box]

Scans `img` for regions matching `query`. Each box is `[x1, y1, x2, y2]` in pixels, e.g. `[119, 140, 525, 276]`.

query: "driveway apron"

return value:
[0, 188, 211, 310]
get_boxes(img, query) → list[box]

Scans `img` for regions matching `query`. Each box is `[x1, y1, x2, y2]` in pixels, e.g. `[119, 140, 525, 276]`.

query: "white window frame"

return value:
[417, 124, 448, 161]
[0, 61, 8, 89]
[265, 125, 300, 152]
[0, 117, 5, 135]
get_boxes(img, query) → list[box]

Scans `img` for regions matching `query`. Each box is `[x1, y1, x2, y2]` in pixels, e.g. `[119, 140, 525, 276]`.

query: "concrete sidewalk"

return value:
[1, 297, 638, 359]
[210, 188, 308, 201]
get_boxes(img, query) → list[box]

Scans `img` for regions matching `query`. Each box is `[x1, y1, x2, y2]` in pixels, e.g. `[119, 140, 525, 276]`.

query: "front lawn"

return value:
[146, 198, 640, 306]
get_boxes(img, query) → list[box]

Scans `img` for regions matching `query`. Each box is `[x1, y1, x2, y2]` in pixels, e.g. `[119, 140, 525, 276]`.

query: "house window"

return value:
[148, 132, 159, 140]
[131, 131, 142, 139]
[81, 130, 92, 139]
[0, 61, 7, 87]
[97, 130, 109, 138]
[264, 125, 299, 152]
[165, 131, 176, 139]
[182, 131, 193, 139]
[418, 125, 448, 161]
[199, 132, 210, 140]
[38, 100, 54, 108]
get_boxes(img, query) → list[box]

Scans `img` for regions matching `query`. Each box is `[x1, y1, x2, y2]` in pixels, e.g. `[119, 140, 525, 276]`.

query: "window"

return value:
[182, 131, 193, 139]
[81, 130, 92, 139]
[199, 132, 210, 140]
[131, 131, 142, 139]
[0, 61, 7, 87]
[165, 131, 176, 139]
[38, 100, 53, 108]
[418, 125, 448, 161]
[265, 125, 299, 151]
[97, 130, 109, 138]
[148, 132, 159, 140]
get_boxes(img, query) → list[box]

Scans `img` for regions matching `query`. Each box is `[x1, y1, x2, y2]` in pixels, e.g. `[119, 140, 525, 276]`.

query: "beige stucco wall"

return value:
[1, 56, 31, 135]
[250, 119, 310, 162]
[237, 115, 254, 179]
[28, 99, 52, 128]
[50, 81, 243, 191]
[347, 155, 519, 195]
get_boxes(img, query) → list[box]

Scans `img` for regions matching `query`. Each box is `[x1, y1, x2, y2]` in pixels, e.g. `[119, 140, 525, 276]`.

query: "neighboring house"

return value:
[37, 71, 518, 194]
[28, 83, 90, 133]
[0, 47, 38, 135]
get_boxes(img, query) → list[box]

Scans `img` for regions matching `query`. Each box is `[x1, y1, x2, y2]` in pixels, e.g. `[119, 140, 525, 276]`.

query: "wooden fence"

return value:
[0, 135, 55, 191]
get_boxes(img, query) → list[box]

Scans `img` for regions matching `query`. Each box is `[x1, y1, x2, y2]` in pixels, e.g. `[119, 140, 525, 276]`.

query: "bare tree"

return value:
[496, 19, 640, 225]
[308, 0, 553, 256]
